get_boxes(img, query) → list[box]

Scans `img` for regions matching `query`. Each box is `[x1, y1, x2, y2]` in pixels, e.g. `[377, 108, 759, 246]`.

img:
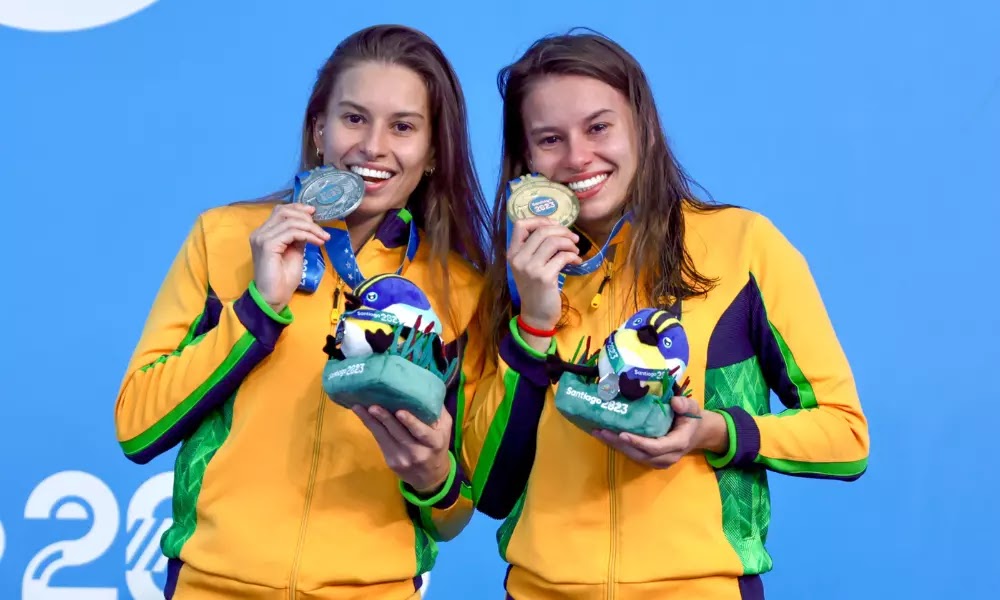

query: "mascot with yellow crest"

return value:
[554, 307, 691, 438]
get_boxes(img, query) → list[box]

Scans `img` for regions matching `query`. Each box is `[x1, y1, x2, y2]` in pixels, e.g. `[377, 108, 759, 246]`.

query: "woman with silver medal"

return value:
[115, 24, 490, 599]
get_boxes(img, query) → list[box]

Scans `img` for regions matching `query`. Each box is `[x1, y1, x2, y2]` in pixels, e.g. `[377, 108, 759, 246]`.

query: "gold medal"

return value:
[505, 173, 580, 228]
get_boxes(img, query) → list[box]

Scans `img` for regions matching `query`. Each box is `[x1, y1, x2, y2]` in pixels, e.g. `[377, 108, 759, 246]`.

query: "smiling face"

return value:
[312, 61, 434, 223]
[520, 74, 638, 239]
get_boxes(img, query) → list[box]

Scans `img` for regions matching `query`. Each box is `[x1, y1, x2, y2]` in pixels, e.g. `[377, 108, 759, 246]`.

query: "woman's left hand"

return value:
[592, 395, 729, 469]
[353, 405, 453, 495]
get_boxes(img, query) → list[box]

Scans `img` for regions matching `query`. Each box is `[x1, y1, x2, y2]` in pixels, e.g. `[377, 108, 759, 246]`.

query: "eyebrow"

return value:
[337, 100, 426, 121]
[528, 108, 615, 137]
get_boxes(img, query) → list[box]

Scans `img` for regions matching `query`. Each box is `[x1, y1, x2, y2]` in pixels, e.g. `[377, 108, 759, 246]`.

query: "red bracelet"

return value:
[517, 315, 557, 337]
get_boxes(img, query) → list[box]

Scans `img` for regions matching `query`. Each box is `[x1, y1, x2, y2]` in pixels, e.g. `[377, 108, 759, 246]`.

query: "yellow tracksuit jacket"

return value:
[115, 203, 482, 599]
[464, 205, 870, 600]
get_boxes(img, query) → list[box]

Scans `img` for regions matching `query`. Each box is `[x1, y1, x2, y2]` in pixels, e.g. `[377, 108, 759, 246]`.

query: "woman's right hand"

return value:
[507, 217, 582, 350]
[249, 203, 330, 313]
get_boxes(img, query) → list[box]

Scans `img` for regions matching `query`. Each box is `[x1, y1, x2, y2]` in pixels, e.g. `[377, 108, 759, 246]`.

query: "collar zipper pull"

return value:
[591, 274, 612, 309]
[330, 288, 341, 326]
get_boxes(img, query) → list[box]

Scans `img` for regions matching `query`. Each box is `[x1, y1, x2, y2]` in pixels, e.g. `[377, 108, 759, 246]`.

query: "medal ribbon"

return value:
[342, 308, 403, 327]
[298, 208, 419, 293]
[505, 210, 632, 309]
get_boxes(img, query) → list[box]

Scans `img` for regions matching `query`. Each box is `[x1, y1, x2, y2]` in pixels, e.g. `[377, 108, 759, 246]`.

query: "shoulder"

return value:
[682, 202, 806, 274]
[683, 202, 759, 242]
[197, 198, 283, 236]
[188, 196, 285, 252]
[683, 201, 808, 275]
[681, 203, 759, 264]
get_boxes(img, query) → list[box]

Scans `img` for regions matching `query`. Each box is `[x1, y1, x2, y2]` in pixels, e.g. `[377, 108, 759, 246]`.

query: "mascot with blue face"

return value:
[554, 307, 691, 438]
[321, 274, 455, 424]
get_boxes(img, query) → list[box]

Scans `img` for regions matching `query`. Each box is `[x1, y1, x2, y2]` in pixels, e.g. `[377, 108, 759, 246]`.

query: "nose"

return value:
[564, 136, 594, 172]
[361, 125, 389, 159]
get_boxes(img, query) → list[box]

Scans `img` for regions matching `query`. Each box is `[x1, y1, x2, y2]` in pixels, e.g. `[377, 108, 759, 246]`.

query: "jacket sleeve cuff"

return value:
[705, 406, 761, 469]
[237, 281, 294, 349]
[500, 316, 557, 388]
[399, 452, 463, 509]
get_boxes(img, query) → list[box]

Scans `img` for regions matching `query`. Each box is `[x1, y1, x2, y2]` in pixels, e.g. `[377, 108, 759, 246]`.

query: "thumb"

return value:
[436, 407, 453, 430]
[671, 395, 701, 420]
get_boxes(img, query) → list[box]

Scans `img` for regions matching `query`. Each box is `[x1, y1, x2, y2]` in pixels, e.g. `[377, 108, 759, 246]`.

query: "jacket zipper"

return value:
[288, 282, 341, 598]
[605, 268, 618, 600]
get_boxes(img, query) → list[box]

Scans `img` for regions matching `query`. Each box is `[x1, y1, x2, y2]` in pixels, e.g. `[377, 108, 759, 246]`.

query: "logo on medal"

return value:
[506, 174, 580, 228]
[295, 167, 365, 222]
[528, 196, 558, 217]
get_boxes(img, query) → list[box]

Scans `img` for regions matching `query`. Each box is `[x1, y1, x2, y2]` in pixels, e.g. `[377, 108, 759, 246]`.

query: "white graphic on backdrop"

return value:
[14, 470, 435, 597]
[0, 518, 6, 564]
[23, 470, 121, 599]
[0, 0, 159, 32]
[125, 472, 173, 600]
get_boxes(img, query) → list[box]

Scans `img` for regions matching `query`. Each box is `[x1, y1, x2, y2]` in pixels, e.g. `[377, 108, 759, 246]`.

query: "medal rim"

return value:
[506, 174, 580, 228]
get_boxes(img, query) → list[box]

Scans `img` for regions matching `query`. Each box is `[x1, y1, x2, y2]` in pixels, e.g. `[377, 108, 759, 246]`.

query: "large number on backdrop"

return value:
[12, 470, 433, 598]
[20, 470, 173, 599]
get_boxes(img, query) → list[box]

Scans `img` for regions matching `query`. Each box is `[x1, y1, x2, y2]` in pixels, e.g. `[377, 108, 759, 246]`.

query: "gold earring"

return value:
[424, 166, 435, 176]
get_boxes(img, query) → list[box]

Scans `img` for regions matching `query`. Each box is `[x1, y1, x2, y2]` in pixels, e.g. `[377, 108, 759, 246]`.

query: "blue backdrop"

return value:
[2, 1, 998, 598]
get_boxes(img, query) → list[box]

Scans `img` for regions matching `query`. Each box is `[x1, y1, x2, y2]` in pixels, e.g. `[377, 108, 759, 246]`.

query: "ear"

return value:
[312, 115, 326, 157]
[424, 147, 436, 175]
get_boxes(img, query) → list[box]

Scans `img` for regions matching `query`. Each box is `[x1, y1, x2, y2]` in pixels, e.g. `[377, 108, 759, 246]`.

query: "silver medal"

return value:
[597, 373, 620, 401]
[296, 167, 365, 222]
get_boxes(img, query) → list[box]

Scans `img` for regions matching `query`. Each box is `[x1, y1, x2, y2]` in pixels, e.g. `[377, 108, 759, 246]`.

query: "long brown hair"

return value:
[254, 25, 489, 325]
[482, 29, 730, 353]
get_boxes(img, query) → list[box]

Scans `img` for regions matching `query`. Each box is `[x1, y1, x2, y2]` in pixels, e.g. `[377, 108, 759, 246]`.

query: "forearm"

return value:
[466, 318, 554, 518]
[400, 452, 473, 541]
[695, 410, 730, 455]
[116, 281, 291, 463]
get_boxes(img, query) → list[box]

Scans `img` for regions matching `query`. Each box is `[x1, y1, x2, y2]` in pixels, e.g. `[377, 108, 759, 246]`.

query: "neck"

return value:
[344, 212, 386, 253]
[578, 220, 615, 248]
[578, 209, 630, 248]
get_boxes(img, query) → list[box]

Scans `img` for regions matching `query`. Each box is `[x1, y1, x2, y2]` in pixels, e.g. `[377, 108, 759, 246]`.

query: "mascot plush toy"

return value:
[596, 308, 689, 401]
[554, 308, 691, 438]
[321, 274, 455, 424]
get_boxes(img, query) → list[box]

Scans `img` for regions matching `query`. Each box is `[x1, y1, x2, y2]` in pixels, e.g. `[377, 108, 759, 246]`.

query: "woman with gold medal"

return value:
[464, 30, 870, 600]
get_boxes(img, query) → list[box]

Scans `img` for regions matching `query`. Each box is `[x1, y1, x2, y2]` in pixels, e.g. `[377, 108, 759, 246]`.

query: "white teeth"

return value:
[350, 166, 394, 180]
[567, 174, 609, 192]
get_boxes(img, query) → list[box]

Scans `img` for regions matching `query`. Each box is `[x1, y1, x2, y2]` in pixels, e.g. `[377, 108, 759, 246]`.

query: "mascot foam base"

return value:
[554, 308, 690, 438]
[321, 274, 456, 425]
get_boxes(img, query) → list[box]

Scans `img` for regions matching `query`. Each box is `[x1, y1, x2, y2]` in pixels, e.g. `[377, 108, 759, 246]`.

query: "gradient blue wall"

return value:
[2, 1, 997, 598]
